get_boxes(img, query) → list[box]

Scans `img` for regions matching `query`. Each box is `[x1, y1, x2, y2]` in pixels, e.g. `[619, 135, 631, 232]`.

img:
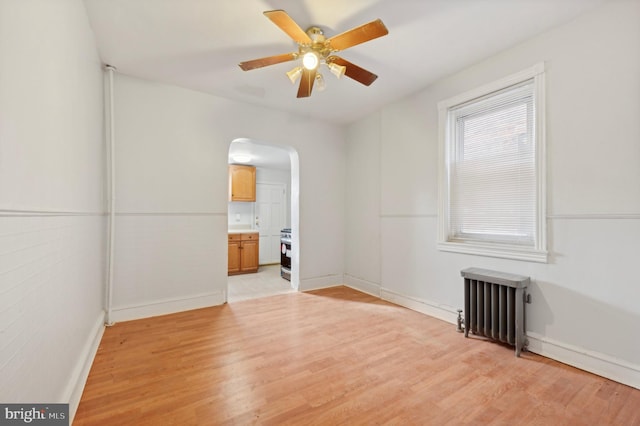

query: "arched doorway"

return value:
[227, 138, 300, 301]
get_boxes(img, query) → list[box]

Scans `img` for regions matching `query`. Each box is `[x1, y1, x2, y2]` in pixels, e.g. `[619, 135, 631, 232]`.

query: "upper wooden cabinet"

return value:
[229, 164, 256, 202]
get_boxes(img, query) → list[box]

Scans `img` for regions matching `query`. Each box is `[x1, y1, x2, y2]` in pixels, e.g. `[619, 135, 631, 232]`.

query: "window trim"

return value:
[437, 63, 547, 263]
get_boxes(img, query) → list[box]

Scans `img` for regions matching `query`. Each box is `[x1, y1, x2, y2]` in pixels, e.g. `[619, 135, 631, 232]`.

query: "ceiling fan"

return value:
[239, 10, 389, 98]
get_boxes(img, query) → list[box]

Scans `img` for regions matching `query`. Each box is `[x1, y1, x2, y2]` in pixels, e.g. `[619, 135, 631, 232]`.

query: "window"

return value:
[438, 64, 547, 262]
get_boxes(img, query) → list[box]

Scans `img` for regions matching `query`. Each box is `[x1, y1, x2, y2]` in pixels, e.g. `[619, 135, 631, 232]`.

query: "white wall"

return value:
[345, 0, 640, 388]
[111, 74, 345, 320]
[0, 0, 105, 416]
[228, 201, 254, 228]
[344, 113, 382, 295]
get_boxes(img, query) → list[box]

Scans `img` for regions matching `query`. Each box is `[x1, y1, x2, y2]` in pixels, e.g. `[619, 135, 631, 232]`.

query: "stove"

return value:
[280, 228, 292, 281]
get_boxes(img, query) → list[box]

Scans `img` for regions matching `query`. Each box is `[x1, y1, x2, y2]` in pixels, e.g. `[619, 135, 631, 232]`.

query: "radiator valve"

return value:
[456, 309, 464, 333]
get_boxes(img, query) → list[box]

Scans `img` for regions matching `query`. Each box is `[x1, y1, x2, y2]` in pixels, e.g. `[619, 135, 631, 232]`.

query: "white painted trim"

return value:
[299, 274, 344, 292]
[534, 68, 547, 258]
[116, 212, 226, 217]
[380, 288, 458, 325]
[110, 291, 226, 323]
[526, 332, 640, 390]
[64, 311, 105, 424]
[380, 214, 438, 219]
[438, 241, 548, 263]
[0, 209, 104, 217]
[548, 213, 640, 220]
[374, 213, 640, 221]
[344, 275, 381, 297]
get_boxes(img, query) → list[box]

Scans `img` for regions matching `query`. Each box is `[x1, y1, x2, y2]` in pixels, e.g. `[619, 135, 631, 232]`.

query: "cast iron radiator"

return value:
[460, 267, 529, 356]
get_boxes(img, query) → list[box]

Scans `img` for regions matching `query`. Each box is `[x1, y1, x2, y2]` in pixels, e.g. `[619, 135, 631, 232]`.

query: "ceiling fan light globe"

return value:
[316, 73, 326, 91]
[302, 52, 319, 70]
[328, 63, 346, 79]
[286, 66, 303, 84]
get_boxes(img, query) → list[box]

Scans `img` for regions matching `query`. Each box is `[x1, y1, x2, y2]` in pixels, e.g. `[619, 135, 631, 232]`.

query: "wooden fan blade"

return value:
[328, 56, 378, 86]
[239, 52, 297, 71]
[264, 10, 312, 45]
[327, 19, 388, 51]
[297, 68, 316, 98]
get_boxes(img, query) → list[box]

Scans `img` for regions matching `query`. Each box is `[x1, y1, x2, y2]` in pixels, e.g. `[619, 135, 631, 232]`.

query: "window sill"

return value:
[437, 241, 548, 263]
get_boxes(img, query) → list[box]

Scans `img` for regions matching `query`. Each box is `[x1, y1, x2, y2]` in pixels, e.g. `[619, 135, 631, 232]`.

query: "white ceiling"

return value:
[84, 0, 607, 126]
[229, 138, 291, 170]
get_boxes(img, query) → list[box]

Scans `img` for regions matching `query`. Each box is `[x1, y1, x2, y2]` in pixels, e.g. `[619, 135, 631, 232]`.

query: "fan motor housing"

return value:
[306, 26, 325, 43]
[303, 26, 331, 58]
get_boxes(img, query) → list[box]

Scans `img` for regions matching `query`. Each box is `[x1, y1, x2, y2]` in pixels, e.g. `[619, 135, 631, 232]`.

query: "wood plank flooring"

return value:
[74, 287, 640, 425]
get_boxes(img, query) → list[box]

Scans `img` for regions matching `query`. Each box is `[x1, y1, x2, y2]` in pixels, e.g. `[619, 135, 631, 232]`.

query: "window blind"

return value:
[449, 80, 536, 246]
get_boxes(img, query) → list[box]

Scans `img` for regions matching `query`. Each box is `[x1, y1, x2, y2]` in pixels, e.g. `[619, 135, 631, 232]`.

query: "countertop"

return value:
[228, 229, 258, 234]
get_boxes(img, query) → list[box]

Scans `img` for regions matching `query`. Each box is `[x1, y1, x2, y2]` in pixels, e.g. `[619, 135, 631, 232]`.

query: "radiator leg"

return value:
[515, 287, 525, 357]
[464, 279, 470, 338]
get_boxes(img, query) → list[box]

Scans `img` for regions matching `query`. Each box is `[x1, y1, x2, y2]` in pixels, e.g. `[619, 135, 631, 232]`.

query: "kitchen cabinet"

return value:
[228, 232, 259, 275]
[229, 165, 256, 202]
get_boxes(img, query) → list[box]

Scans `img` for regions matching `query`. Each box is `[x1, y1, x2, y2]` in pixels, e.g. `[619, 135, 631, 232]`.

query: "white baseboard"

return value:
[344, 275, 381, 297]
[380, 288, 459, 325]
[299, 274, 344, 292]
[526, 332, 640, 390]
[65, 311, 105, 424]
[110, 291, 226, 323]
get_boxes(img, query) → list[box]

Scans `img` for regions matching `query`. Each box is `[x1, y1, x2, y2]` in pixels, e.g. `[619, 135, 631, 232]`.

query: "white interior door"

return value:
[256, 183, 286, 264]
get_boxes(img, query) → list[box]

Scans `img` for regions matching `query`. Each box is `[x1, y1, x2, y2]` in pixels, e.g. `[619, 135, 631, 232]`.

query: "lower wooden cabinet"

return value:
[228, 232, 259, 275]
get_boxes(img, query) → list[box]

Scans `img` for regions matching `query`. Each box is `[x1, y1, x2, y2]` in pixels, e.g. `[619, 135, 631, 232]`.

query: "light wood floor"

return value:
[74, 287, 640, 425]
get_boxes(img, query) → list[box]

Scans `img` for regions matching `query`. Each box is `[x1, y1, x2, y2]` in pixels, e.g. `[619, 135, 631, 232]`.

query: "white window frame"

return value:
[437, 63, 547, 263]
